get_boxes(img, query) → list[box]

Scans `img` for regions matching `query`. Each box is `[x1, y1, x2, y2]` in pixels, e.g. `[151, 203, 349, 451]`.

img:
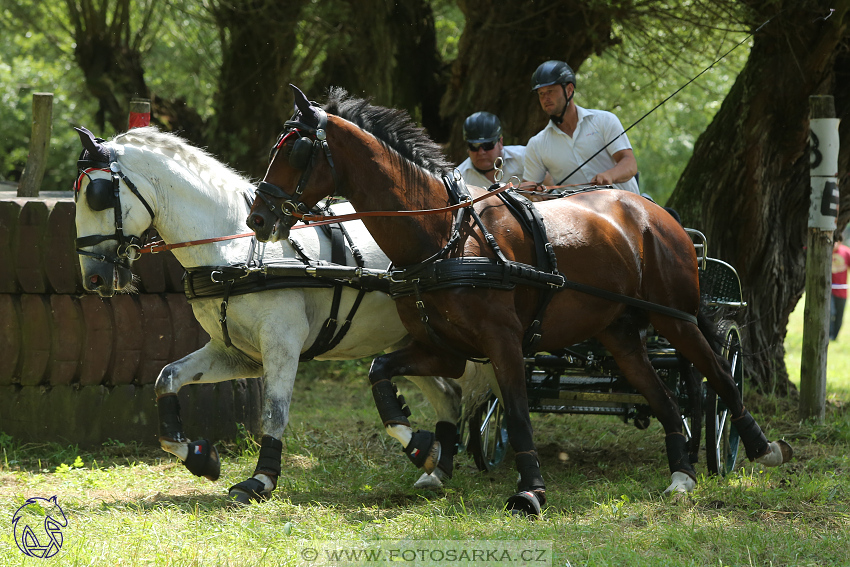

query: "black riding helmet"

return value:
[463, 111, 502, 143]
[531, 60, 576, 125]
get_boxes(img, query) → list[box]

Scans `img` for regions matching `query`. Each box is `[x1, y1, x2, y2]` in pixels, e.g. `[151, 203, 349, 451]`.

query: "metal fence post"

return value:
[800, 95, 840, 422]
[17, 92, 54, 197]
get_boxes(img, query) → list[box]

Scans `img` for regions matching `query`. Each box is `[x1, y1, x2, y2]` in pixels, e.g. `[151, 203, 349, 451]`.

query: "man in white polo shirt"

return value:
[523, 60, 639, 194]
[457, 111, 526, 188]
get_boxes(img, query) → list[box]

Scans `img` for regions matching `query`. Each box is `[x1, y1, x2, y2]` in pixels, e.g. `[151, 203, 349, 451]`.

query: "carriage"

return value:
[463, 229, 746, 477]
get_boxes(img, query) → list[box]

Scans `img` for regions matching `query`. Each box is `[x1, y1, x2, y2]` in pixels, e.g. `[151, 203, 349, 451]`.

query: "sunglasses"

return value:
[467, 141, 497, 152]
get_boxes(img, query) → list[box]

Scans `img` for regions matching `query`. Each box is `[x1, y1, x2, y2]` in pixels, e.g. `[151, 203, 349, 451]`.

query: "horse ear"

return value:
[290, 84, 312, 114]
[289, 84, 323, 129]
[74, 126, 109, 163]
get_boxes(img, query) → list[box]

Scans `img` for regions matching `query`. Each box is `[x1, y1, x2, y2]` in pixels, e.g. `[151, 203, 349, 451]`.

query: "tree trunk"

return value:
[440, 0, 618, 162]
[315, 0, 448, 140]
[69, 0, 152, 134]
[667, 1, 850, 393]
[206, 0, 308, 177]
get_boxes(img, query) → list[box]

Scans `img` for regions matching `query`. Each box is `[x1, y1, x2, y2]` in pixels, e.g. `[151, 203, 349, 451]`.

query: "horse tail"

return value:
[696, 300, 726, 356]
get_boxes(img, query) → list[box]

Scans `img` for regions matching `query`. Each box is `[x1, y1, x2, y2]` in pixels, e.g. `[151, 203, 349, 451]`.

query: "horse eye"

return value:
[85, 178, 116, 211]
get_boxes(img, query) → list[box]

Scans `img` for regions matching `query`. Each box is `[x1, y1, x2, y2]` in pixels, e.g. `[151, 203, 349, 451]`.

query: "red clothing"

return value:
[833, 243, 850, 299]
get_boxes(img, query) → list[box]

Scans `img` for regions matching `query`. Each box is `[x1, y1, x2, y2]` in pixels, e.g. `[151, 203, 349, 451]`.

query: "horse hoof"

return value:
[183, 439, 221, 481]
[413, 469, 445, 489]
[404, 430, 441, 474]
[664, 471, 696, 494]
[756, 440, 793, 467]
[228, 478, 271, 506]
[506, 491, 542, 518]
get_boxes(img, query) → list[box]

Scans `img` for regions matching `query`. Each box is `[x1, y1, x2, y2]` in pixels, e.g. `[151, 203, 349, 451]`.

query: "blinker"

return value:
[86, 178, 117, 212]
[289, 137, 313, 170]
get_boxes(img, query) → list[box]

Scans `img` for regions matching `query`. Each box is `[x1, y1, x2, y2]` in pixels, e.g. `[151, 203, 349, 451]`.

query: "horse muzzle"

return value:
[80, 259, 133, 297]
[246, 208, 284, 243]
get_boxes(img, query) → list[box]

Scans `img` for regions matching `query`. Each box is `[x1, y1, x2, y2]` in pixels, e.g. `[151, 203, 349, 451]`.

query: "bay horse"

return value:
[246, 86, 792, 515]
[73, 126, 491, 504]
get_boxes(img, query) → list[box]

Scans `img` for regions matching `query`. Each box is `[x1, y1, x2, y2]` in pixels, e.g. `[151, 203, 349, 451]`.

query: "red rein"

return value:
[80, 180, 515, 255]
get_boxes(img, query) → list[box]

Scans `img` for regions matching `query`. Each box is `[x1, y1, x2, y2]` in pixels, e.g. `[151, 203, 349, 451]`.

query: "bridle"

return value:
[254, 107, 342, 230]
[74, 144, 155, 268]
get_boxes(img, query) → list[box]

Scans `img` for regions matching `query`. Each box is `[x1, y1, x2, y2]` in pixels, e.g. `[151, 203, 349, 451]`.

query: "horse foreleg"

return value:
[368, 344, 466, 475]
[652, 317, 793, 467]
[228, 330, 304, 505]
[154, 341, 261, 481]
[485, 341, 547, 516]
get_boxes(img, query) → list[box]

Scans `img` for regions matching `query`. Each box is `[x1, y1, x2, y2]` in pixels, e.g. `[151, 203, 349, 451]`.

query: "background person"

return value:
[457, 111, 525, 188]
[831, 232, 850, 341]
[522, 60, 639, 194]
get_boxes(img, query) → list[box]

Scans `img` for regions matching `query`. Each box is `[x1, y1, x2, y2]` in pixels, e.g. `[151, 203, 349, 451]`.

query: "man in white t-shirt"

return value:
[523, 60, 639, 194]
[456, 111, 525, 188]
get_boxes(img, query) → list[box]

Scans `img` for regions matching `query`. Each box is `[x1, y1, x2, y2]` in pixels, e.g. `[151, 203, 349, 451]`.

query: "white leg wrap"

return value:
[755, 441, 792, 467]
[664, 471, 696, 494]
[386, 424, 413, 448]
[413, 468, 446, 489]
[161, 439, 189, 461]
[254, 473, 276, 492]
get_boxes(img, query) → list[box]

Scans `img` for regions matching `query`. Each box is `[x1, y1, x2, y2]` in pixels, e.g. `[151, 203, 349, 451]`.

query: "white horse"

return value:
[73, 126, 491, 503]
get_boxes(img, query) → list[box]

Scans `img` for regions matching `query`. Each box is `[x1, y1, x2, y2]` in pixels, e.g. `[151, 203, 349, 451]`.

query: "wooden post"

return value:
[800, 95, 840, 422]
[128, 98, 151, 129]
[17, 93, 54, 198]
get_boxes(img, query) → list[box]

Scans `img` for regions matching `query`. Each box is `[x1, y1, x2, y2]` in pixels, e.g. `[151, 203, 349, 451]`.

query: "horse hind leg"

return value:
[596, 321, 697, 494]
[368, 344, 467, 475]
[651, 315, 793, 467]
[406, 375, 463, 489]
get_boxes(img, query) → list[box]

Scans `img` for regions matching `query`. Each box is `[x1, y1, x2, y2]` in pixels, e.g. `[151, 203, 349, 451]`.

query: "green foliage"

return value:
[0, 24, 96, 191]
[579, 30, 751, 204]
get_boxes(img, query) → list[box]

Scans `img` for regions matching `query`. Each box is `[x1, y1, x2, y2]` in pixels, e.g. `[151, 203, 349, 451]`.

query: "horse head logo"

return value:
[12, 496, 68, 559]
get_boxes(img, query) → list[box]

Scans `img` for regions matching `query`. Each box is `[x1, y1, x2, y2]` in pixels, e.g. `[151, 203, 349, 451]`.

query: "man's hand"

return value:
[590, 171, 615, 185]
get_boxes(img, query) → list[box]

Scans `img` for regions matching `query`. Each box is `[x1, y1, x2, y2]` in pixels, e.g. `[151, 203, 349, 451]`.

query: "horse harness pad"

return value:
[389, 176, 697, 360]
[183, 219, 390, 362]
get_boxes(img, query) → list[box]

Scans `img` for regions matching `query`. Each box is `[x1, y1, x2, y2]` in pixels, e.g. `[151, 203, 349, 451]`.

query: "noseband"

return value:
[255, 108, 341, 228]
[74, 145, 155, 268]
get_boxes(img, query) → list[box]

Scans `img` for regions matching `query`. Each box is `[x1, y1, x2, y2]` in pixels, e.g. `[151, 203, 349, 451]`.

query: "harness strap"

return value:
[412, 280, 491, 364]
[298, 283, 344, 361]
[561, 279, 698, 325]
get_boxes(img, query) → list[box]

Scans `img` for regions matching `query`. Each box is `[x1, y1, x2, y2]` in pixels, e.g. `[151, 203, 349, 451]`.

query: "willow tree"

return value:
[439, 0, 618, 162]
[668, 0, 850, 392]
[204, 0, 309, 177]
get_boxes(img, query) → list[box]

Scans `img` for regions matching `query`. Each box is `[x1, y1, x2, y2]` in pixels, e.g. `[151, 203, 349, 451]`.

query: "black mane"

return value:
[322, 87, 453, 176]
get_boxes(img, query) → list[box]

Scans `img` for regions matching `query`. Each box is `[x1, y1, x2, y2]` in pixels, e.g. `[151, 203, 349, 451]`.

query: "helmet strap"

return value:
[549, 84, 573, 125]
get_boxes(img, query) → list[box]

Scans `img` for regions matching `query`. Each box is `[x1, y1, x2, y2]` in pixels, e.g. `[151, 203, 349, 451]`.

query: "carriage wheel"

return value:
[466, 392, 509, 472]
[705, 322, 743, 476]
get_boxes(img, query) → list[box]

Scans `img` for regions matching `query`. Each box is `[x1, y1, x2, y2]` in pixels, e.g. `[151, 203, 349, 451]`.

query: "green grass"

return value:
[784, 295, 850, 399]
[1, 322, 848, 566]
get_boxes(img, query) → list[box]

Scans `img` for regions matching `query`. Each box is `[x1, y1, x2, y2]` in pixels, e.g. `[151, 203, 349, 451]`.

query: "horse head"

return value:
[73, 126, 155, 297]
[247, 84, 340, 242]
